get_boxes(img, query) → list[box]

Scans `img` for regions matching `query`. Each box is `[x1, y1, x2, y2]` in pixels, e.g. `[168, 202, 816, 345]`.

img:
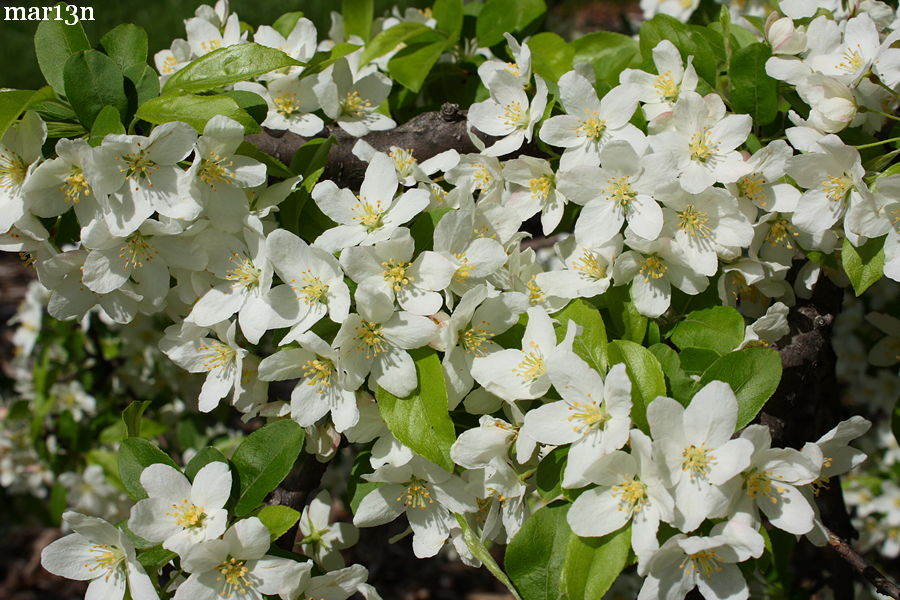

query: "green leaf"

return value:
[554, 298, 608, 373]
[505, 502, 570, 600]
[231, 420, 305, 516]
[124, 64, 161, 108]
[136, 93, 259, 133]
[48, 482, 67, 526]
[89, 104, 125, 145]
[607, 340, 666, 432]
[679, 347, 720, 377]
[433, 0, 464, 41]
[729, 42, 778, 126]
[184, 446, 228, 481]
[100, 24, 148, 71]
[221, 90, 268, 124]
[122, 400, 150, 438]
[361, 22, 432, 66]
[272, 12, 305, 39]
[258, 505, 301, 541]
[842, 235, 885, 296]
[698, 347, 783, 430]
[639, 15, 716, 86]
[376, 348, 456, 471]
[388, 35, 449, 92]
[34, 8, 91, 94]
[670, 306, 745, 355]
[536, 446, 568, 502]
[164, 43, 303, 94]
[455, 514, 522, 600]
[563, 525, 632, 600]
[300, 43, 363, 79]
[476, 0, 545, 47]
[237, 141, 293, 179]
[137, 545, 177, 571]
[571, 32, 640, 86]
[0, 87, 53, 139]
[118, 438, 179, 500]
[342, 0, 374, 42]
[63, 50, 128, 129]
[348, 449, 380, 514]
[527, 33, 574, 82]
[597, 286, 647, 344]
[648, 343, 695, 404]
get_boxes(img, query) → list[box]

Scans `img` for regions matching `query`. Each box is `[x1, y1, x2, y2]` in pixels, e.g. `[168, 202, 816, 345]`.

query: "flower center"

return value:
[85, 544, 124, 578]
[526, 275, 545, 305]
[302, 358, 335, 394]
[389, 148, 417, 176]
[737, 173, 767, 206]
[0, 151, 27, 189]
[604, 175, 637, 209]
[119, 149, 158, 181]
[576, 110, 606, 141]
[166, 498, 206, 528]
[356, 320, 387, 358]
[473, 164, 493, 190]
[342, 91, 372, 117]
[216, 557, 251, 595]
[612, 476, 648, 513]
[765, 217, 798, 248]
[462, 324, 493, 356]
[199, 340, 236, 371]
[397, 477, 434, 510]
[61, 168, 91, 203]
[821, 175, 851, 202]
[745, 469, 786, 503]
[200, 39, 222, 53]
[274, 92, 303, 117]
[119, 232, 156, 270]
[681, 550, 723, 578]
[837, 45, 863, 72]
[689, 129, 718, 162]
[654, 70, 679, 102]
[682, 443, 715, 480]
[529, 175, 553, 200]
[382, 258, 414, 292]
[296, 271, 330, 304]
[573, 249, 607, 281]
[566, 398, 609, 434]
[639, 255, 668, 280]
[225, 253, 261, 288]
[677, 204, 712, 238]
[453, 253, 475, 281]
[353, 198, 385, 233]
[513, 341, 545, 381]
[502, 101, 526, 128]
[199, 152, 235, 189]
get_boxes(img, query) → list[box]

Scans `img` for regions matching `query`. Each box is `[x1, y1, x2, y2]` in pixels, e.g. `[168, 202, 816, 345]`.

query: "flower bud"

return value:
[766, 14, 807, 55]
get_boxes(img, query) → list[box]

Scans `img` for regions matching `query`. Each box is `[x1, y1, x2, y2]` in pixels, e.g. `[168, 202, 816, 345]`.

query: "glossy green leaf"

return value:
[124, 64, 161, 108]
[505, 502, 571, 600]
[361, 22, 432, 65]
[136, 93, 259, 133]
[231, 420, 305, 516]
[670, 306, 745, 355]
[300, 43, 363, 79]
[598, 286, 647, 344]
[842, 235, 885, 296]
[648, 343, 694, 404]
[258, 505, 301, 541]
[342, 0, 374, 42]
[184, 446, 229, 481]
[272, 12, 305, 38]
[137, 545, 177, 571]
[221, 89, 268, 124]
[729, 42, 778, 126]
[607, 340, 667, 432]
[527, 32, 574, 82]
[63, 50, 128, 129]
[34, 10, 91, 94]
[554, 298, 608, 373]
[164, 43, 303, 94]
[679, 347, 720, 377]
[376, 348, 456, 471]
[100, 23, 148, 71]
[433, 0, 464, 41]
[476, 0, 545, 47]
[118, 438, 179, 500]
[455, 514, 522, 600]
[536, 446, 568, 502]
[563, 525, 632, 600]
[571, 32, 640, 86]
[0, 87, 53, 139]
[121, 400, 150, 438]
[236, 141, 293, 179]
[639, 15, 716, 86]
[698, 347, 783, 430]
[388, 35, 449, 92]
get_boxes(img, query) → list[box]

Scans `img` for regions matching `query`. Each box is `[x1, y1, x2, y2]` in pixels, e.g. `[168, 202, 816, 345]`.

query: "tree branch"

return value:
[825, 526, 900, 599]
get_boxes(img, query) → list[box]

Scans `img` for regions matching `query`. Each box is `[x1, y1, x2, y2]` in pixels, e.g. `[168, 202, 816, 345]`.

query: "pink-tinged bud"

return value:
[765, 14, 807, 55]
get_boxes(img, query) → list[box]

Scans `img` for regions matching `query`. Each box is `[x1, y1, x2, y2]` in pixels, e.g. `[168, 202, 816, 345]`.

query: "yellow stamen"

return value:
[573, 249, 607, 281]
[604, 175, 636, 209]
[343, 91, 372, 117]
[612, 476, 648, 513]
[737, 173, 767, 206]
[513, 341, 545, 381]
[198, 151, 235, 189]
[639, 255, 667, 280]
[397, 477, 434, 510]
[382, 258, 414, 292]
[166, 498, 206, 528]
[654, 70, 679, 102]
[356, 320, 387, 358]
[353, 197, 385, 233]
[302, 358, 335, 394]
[225, 253, 261, 288]
[198, 340, 236, 371]
[682, 443, 715, 480]
[576, 110, 606, 141]
[0, 151, 28, 190]
[821, 175, 850, 202]
[61, 168, 91, 203]
[689, 129, 718, 162]
[118, 232, 156, 271]
[677, 204, 711, 238]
